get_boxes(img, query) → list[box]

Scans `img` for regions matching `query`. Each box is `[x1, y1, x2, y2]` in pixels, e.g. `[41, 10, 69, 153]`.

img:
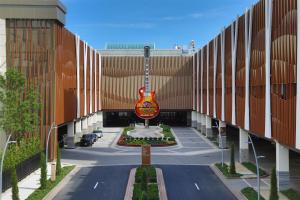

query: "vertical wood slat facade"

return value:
[271, 0, 296, 147]
[194, 0, 298, 150]
[250, 0, 266, 136]
[101, 56, 193, 110]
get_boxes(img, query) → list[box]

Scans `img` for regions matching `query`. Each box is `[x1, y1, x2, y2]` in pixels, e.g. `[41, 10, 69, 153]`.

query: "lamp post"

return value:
[45, 122, 58, 165]
[0, 134, 16, 200]
[248, 135, 265, 200]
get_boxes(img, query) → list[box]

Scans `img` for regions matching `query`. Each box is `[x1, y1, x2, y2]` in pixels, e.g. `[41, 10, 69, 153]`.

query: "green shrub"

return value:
[141, 191, 147, 200]
[2, 136, 41, 171]
[56, 146, 61, 176]
[229, 143, 236, 175]
[133, 184, 142, 200]
[141, 170, 148, 191]
[40, 152, 47, 189]
[147, 184, 159, 200]
[11, 166, 19, 200]
[135, 166, 157, 183]
[270, 167, 278, 200]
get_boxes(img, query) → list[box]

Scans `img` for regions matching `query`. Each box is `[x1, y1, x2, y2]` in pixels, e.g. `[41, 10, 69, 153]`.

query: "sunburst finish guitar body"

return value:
[135, 87, 159, 119]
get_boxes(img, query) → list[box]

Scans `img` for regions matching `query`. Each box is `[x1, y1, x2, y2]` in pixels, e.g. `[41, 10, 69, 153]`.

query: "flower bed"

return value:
[117, 124, 177, 147]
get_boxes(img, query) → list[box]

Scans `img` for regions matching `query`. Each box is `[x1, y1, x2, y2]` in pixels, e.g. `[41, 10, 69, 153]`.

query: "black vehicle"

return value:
[80, 134, 94, 147]
[90, 133, 98, 143]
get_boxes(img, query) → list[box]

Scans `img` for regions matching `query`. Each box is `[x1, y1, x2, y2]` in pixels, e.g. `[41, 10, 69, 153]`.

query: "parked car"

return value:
[90, 133, 98, 143]
[93, 130, 103, 138]
[80, 134, 94, 147]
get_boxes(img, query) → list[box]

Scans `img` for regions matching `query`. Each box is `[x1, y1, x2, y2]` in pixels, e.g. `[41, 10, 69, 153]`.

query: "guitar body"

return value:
[135, 87, 159, 119]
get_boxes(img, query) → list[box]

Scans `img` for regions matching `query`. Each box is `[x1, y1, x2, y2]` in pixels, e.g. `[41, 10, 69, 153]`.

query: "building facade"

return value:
[0, 0, 299, 190]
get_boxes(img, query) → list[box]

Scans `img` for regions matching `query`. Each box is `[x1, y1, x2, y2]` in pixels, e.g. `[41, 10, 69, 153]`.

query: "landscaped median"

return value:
[125, 165, 167, 200]
[26, 165, 75, 200]
[118, 124, 177, 147]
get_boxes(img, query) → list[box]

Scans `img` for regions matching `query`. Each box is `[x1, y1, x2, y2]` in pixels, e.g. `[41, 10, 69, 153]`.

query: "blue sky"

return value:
[61, 0, 258, 49]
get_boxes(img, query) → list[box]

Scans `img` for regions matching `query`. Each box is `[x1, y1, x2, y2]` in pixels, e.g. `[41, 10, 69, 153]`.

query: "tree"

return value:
[270, 167, 278, 200]
[40, 152, 47, 189]
[0, 69, 40, 141]
[11, 166, 19, 200]
[229, 143, 236, 174]
[56, 145, 61, 176]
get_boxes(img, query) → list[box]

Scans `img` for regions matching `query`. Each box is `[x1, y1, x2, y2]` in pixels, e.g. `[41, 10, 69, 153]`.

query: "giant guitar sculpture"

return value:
[135, 46, 159, 125]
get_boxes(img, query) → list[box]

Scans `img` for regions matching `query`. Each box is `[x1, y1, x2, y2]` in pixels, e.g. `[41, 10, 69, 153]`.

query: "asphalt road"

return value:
[53, 165, 236, 200]
[160, 165, 237, 200]
[53, 165, 134, 200]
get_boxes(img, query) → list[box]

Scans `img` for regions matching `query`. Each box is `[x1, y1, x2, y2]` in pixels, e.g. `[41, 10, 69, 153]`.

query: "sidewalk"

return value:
[211, 163, 289, 200]
[2, 163, 69, 200]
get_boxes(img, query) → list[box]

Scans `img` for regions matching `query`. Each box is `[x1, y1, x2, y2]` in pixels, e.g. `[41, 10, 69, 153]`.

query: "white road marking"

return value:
[194, 183, 200, 190]
[261, 179, 270, 187]
[94, 182, 99, 189]
[242, 179, 252, 188]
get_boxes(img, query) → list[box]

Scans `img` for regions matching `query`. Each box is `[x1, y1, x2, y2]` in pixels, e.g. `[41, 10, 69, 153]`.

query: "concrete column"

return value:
[87, 116, 93, 132]
[75, 119, 82, 143]
[218, 121, 227, 149]
[82, 117, 88, 135]
[99, 111, 103, 127]
[276, 142, 290, 190]
[66, 122, 75, 149]
[96, 112, 103, 129]
[239, 128, 249, 163]
[200, 114, 206, 134]
[206, 116, 213, 138]
[191, 111, 197, 128]
[197, 112, 201, 130]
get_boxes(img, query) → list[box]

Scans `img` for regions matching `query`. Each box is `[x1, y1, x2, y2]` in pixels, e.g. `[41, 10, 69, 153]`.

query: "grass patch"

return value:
[242, 162, 267, 177]
[26, 166, 75, 200]
[282, 189, 300, 200]
[215, 163, 241, 178]
[241, 187, 265, 200]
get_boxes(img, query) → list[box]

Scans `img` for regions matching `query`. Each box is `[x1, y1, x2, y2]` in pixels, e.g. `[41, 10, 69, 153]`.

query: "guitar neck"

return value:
[144, 57, 150, 94]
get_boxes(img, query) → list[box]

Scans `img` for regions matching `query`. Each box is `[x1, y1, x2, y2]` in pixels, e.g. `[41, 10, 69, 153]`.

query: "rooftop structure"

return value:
[0, 0, 66, 25]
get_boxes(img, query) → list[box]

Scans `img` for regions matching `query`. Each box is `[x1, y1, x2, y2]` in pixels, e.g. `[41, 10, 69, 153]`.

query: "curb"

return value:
[43, 166, 80, 200]
[124, 168, 136, 200]
[210, 165, 247, 200]
[156, 168, 168, 200]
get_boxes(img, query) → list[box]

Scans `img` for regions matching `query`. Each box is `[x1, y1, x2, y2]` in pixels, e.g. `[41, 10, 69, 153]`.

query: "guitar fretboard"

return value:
[144, 57, 150, 94]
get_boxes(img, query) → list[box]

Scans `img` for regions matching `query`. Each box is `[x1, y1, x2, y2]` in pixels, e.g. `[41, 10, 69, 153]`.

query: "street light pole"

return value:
[248, 135, 264, 200]
[45, 122, 57, 165]
[0, 134, 16, 200]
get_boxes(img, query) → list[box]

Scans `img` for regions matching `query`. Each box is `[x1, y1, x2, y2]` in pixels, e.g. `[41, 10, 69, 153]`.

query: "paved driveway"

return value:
[53, 165, 134, 200]
[160, 165, 237, 200]
[53, 165, 236, 200]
